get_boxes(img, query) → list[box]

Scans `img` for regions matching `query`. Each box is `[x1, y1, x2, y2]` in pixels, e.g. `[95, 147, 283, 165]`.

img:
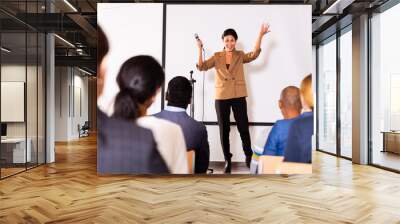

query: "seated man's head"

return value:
[166, 76, 192, 109]
[279, 86, 302, 119]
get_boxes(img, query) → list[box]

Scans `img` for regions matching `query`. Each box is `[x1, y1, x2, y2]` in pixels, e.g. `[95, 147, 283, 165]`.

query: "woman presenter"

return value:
[196, 24, 270, 173]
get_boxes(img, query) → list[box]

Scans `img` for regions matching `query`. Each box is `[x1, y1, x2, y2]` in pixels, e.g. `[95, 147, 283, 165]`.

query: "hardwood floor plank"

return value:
[0, 134, 399, 223]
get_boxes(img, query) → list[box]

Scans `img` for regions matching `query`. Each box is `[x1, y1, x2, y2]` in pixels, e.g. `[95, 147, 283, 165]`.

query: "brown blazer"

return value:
[197, 48, 261, 100]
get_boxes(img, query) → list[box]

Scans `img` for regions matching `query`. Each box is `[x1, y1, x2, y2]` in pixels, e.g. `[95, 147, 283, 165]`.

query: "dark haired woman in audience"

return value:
[196, 24, 270, 173]
[97, 29, 169, 174]
[113, 55, 188, 174]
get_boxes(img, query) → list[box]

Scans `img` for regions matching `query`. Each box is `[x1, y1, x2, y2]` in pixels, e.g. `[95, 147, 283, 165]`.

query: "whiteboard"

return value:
[165, 5, 312, 122]
[97, 3, 164, 116]
[1, 82, 25, 122]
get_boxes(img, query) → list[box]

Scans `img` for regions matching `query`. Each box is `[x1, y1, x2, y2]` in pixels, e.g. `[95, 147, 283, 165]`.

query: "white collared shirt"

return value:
[165, 105, 187, 113]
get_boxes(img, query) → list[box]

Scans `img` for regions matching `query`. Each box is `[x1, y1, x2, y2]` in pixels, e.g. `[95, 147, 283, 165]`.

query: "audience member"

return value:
[283, 74, 314, 163]
[154, 76, 210, 173]
[113, 56, 188, 174]
[263, 86, 302, 156]
[97, 29, 169, 174]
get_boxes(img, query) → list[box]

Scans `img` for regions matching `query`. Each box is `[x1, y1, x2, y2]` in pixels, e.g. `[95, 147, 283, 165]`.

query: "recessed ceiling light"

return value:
[54, 34, 75, 48]
[1, 47, 11, 53]
[63, 0, 78, 12]
[78, 67, 93, 76]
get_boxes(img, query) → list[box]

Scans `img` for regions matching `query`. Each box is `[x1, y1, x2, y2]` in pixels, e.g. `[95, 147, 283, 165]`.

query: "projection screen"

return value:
[165, 4, 312, 123]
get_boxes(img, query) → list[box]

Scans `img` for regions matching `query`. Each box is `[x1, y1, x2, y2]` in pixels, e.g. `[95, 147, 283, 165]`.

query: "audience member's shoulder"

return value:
[141, 116, 182, 132]
[100, 114, 154, 140]
[274, 119, 292, 128]
[186, 116, 207, 132]
[196, 120, 207, 133]
[292, 112, 313, 126]
[152, 110, 168, 117]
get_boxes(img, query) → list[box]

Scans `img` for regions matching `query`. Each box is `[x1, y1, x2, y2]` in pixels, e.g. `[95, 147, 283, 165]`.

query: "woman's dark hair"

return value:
[98, 27, 109, 63]
[222, 28, 238, 40]
[166, 76, 192, 109]
[113, 55, 165, 120]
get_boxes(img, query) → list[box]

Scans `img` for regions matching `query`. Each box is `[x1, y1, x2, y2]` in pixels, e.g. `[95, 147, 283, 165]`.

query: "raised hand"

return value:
[196, 38, 203, 50]
[260, 23, 271, 36]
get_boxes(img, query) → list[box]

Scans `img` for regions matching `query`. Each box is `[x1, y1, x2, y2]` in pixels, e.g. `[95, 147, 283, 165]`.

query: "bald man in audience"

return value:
[263, 86, 302, 156]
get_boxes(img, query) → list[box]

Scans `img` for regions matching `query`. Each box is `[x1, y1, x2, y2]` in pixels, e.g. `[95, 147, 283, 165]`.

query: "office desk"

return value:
[381, 131, 400, 154]
[1, 138, 32, 163]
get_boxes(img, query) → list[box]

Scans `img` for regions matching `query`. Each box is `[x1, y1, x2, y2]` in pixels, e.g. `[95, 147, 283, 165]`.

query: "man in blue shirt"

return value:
[263, 86, 302, 156]
[284, 74, 314, 163]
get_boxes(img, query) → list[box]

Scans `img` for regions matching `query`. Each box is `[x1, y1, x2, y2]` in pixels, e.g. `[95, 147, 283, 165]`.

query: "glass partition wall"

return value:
[316, 26, 353, 159]
[339, 27, 353, 159]
[370, 2, 400, 172]
[317, 0, 400, 173]
[317, 35, 337, 155]
[0, 1, 46, 179]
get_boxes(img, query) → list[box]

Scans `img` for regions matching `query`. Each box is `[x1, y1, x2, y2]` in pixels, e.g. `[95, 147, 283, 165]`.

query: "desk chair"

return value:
[78, 121, 90, 138]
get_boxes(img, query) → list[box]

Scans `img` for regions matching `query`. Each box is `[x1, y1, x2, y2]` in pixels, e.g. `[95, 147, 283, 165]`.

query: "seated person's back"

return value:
[154, 76, 210, 173]
[283, 111, 313, 163]
[284, 75, 314, 163]
[263, 86, 302, 156]
[96, 29, 169, 174]
[154, 108, 209, 173]
[137, 115, 189, 174]
[97, 108, 169, 174]
[109, 55, 188, 174]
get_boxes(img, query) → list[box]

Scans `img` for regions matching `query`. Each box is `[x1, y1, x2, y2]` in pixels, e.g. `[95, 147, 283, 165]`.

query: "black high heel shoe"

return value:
[245, 155, 252, 168]
[224, 160, 232, 173]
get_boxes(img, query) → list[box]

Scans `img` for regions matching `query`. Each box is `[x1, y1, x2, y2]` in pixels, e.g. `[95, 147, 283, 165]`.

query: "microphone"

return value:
[194, 33, 203, 48]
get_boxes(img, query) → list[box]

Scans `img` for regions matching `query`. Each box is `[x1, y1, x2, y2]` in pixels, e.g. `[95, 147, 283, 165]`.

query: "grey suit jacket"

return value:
[154, 110, 210, 173]
[97, 109, 169, 174]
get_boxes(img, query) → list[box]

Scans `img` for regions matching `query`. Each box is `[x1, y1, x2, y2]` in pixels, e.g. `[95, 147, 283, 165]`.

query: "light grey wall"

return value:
[54, 67, 89, 141]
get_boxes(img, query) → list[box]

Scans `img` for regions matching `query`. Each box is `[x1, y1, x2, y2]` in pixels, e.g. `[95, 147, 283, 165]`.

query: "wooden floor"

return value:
[0, 167, 26, 178]
[1, 135, 400, 223]
[373, 151, 400, 171]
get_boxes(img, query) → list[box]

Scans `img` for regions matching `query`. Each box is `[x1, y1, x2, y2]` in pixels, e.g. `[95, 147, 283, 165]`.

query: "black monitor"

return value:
[1, 123, 7, 137]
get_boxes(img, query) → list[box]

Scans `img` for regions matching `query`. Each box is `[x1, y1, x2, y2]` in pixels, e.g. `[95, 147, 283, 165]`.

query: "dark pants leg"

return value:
[231, 97, 253, 158]
[215, 99, 232, 161]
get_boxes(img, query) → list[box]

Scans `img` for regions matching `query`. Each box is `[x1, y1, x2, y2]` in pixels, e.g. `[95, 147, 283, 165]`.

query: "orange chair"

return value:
[258, 156, 284, 174]
[187, 150, 195, 174]
[258, 156, 312, 174]
[279, 162, 312, 174]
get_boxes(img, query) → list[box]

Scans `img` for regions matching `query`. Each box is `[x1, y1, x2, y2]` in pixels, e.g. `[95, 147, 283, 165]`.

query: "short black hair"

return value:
[222, 28, 238, 40]
[166, 76, 192, 109]
[280, 86, 302, 112]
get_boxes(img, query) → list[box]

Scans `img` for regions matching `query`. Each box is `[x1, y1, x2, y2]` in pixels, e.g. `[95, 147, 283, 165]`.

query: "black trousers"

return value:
[215, 97, 253, 161]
